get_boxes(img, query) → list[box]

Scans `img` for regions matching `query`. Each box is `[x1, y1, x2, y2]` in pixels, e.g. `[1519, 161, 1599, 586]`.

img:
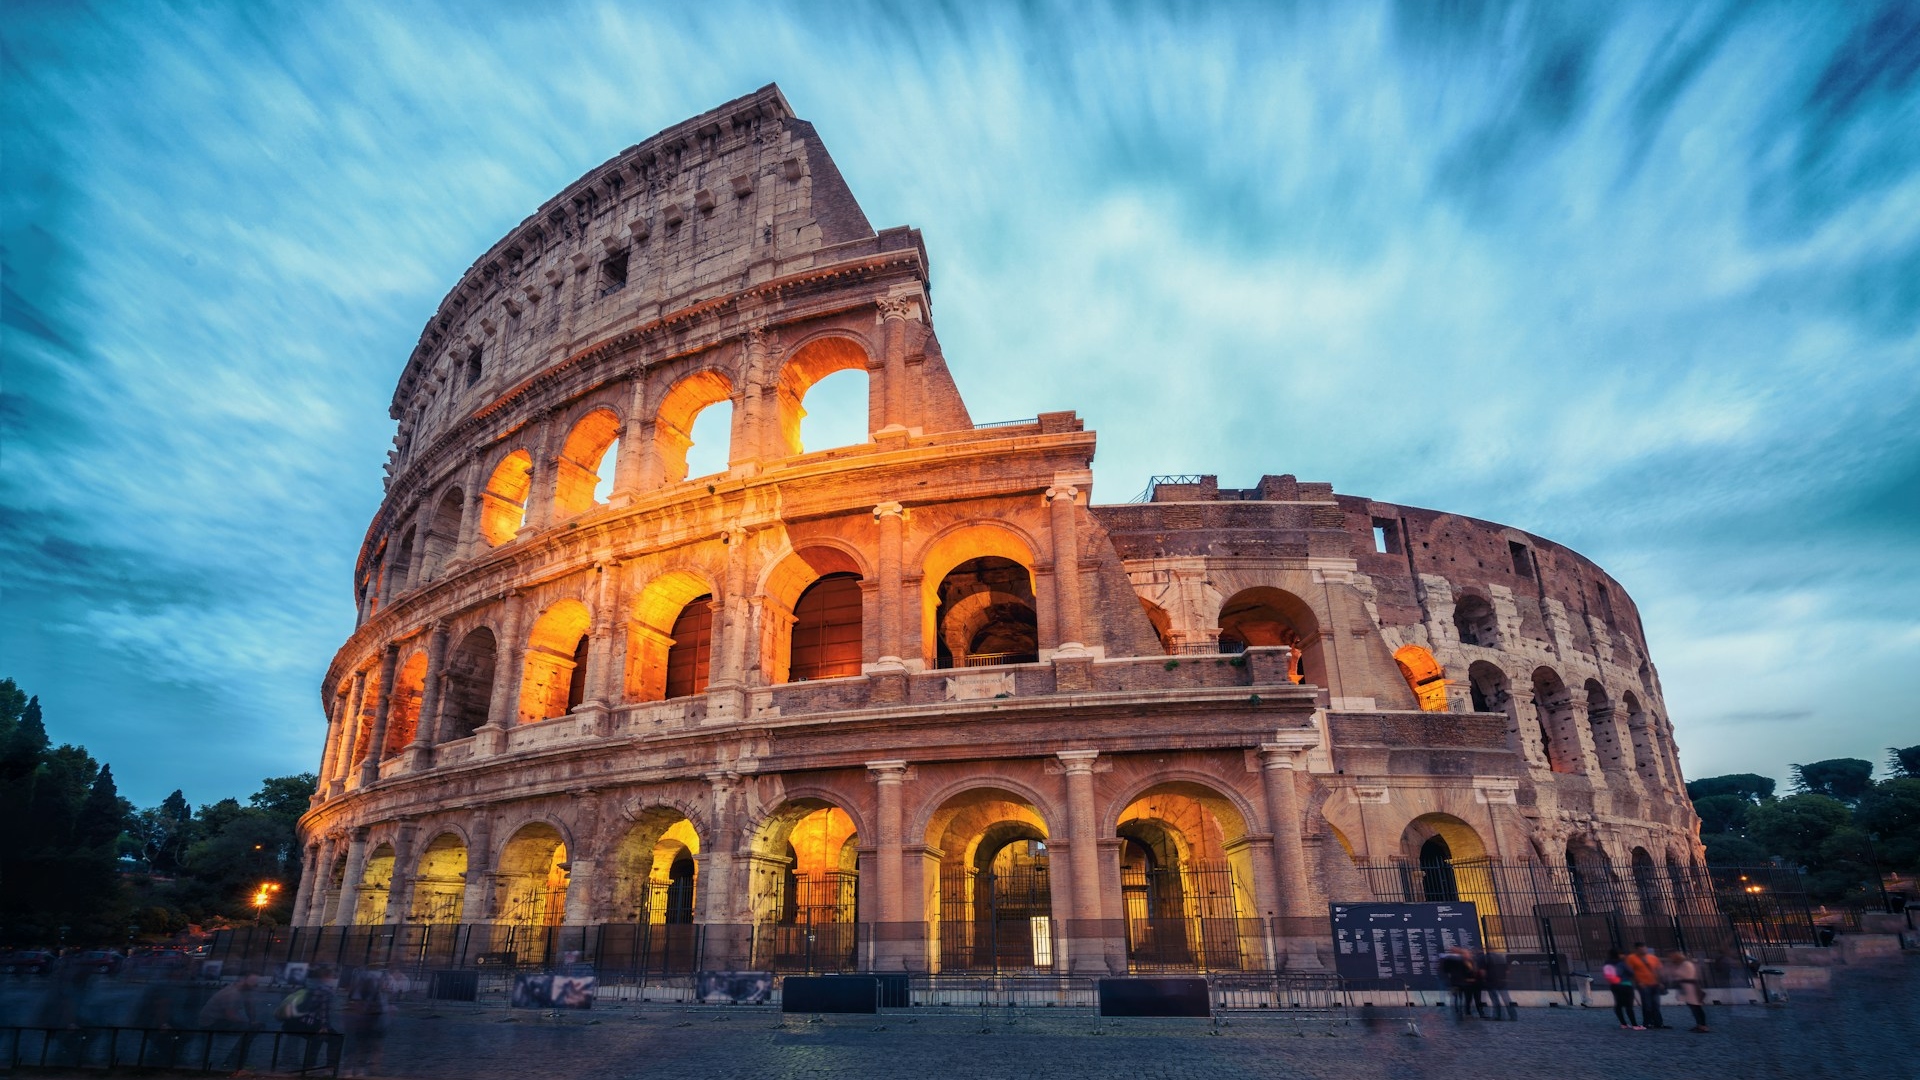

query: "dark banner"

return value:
[1330, 902, 1480, 989]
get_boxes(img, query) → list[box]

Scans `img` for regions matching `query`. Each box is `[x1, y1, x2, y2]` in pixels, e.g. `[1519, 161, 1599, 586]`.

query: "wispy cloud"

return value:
[2, 0, 1914, 803]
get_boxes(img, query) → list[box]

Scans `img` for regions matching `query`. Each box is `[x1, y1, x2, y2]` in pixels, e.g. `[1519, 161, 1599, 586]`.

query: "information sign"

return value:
[1329, 901, 1481, 989]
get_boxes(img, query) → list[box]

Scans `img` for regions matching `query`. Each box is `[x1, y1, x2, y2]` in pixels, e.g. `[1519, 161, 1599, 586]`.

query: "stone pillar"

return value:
[461, 812, 496, 923]
[563, 791, 601, 925]
[1057, 750, 1109, 973]
[292, 842, 321, 925]
[523, 416, 559, 533]
[307, 835, 340, 925]
[406, 621, 451, 770]
[868, 760, 909, 966]
[613, 374, 649, 500]
[1045, 482, 1085, 651]
[873, 502, 906, 665]
[875, 297, 913, 432]
[407, 514, 431, 590]
[384, 824, 419, 924]
[359, 643, 401, 787]
[332, 829, 372, 927]
[330, 670, 368, 796]
[477, 592, 524, 755]
[698, 773, 744, 968]
[1260, 736, 1318, 920]
[315, 692, 345, 794]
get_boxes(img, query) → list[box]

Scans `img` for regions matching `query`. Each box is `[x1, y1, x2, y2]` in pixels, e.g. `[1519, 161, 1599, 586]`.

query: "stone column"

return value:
[613, 373, 649, 500]
[359, 643, 401, 787]
[332, 829, 372, 927]
[460, 812, 496, 923]
[699, 773, 744, 968]
[563, 791, 601, 925]
[307, 835, 340, 925]
[522, 415, 559, 533]
[1045, 483, 1085, 651]
[873, 502, 906, 665]
[330, 670, 368, 796]
[315, 692, 345, 794]
[1057, 750, 1108, 973]
[875, 297, 913, 432]
[292, 842, 321, 925]
[477, 592, 525, 754]
[868, 760, 909, 966]
[384, 824, 419, 924]
[1260, 736, 1318, 920]
[406, 622, 451, 770]
[407, 514, 431, 589]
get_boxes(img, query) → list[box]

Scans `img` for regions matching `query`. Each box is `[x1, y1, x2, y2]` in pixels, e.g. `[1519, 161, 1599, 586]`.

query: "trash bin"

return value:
[1816, 927, 1837, 948]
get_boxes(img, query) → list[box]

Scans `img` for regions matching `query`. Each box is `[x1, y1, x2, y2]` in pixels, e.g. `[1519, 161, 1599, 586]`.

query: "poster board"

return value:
[1329, 902, 1481, 989]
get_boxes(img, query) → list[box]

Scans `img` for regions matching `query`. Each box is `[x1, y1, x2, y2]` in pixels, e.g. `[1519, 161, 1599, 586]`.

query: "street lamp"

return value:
[252, 882, 282, 926]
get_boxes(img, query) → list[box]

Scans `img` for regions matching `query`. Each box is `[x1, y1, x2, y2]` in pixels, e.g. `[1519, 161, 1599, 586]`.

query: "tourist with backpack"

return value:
[1601, 949, 1639, 1029]
[276, 965, 338, 1072]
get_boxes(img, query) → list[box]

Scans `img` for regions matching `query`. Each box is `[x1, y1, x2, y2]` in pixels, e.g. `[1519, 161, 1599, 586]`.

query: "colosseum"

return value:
[292, 85, 1702, 979]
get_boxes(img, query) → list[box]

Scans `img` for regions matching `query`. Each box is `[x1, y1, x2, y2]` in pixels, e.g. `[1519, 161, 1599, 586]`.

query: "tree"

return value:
[1791, 758, 1876, 805]
[1748, 793, 1852, 866]
[1856, 778, 1920, 872]
[1686, 774, 1776, 803]
[1888, 745, 1920, 780]
[1700, 832, 1770, 867]
[1692, 794, 1756, 835]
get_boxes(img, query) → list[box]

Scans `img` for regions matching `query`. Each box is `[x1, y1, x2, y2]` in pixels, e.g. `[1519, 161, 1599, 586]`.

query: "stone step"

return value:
[1836, 933, 1903, 963]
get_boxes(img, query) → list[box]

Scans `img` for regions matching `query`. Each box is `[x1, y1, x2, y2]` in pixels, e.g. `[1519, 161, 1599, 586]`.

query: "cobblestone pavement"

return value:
[9, 955, 1916, 1079]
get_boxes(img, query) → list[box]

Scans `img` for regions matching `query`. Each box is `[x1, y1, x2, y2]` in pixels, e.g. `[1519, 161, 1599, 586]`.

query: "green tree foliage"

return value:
[1685, 774, 1776, 803]
[1856, 778, 1920, 872]
[134, 774, 317, 926]
[0, 679, 132, 945]
[1791, 758, 1876, 805]
[1692, 794, 1756, 835]
[1888, 745, 1920, 780]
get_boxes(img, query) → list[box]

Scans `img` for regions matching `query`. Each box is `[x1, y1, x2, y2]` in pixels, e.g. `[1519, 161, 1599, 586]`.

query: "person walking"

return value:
[1624, 943, 1666, 1030]
[197, 972, 263, 1072]
[1440, 947, 1475, 1019]
[276, 965, 339, 1073]
[1479, 947, 1517, 1020]
[1601, 949, 1639, 1029]
[1666, 951, 1710, 1032]
[340, 968, 398, 1078]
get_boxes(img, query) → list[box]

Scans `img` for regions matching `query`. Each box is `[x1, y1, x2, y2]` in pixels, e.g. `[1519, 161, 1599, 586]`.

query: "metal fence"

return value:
[3, 1025, 342, 1076]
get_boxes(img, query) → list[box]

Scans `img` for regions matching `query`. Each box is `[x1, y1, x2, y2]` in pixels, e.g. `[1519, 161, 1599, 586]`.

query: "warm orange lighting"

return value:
[252, 882, 282, 909]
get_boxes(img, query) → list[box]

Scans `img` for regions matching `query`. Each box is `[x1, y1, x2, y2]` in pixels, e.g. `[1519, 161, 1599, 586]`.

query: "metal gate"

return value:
[753, 870, 858, 972]
[1122, 861, 1246, 972]
[937, 863, 1053, 972]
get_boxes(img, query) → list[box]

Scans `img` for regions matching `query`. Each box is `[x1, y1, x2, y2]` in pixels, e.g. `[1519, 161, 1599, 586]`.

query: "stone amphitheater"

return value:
[294, 85, 1702, 975]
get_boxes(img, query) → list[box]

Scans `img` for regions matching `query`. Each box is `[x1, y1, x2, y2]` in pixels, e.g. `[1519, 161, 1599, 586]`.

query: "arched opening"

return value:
[443, 628, 496, 740]
[1564, 840, 1614, 915]
[627, 571, 717, 702]
[354, 843, 395, 925]
[1217, 587, 1321, 686]
[1399, 814, 1499, 921]
[421, 488, 464, 578]
[925, 789, 1053, 973]
[1419, 836, 1458, 902]
[1623, 692, 1662, 787]
[552, 407, 622, 519]
[605, 807, 702, 972]
[387, 529, 416, 598]
[774, 337, 873, 457]
[1393, 644, 1449, 712]
[748, 801, 859, 972]
[761, 546, 867, 684]
[918, 525, 1040, 669]
[1531, 667, 1582, 774]
[1470, 660, 1545, 767]
[1585, 680, 1624, 777]
[349, 677, 381, 770]
[1115, 783, 1256, 972]
[1631, 846, 1663, 915]
[655, 369, 734, 483]
[1452, 594, 1500, 647]
[1138, 597, 1177, 655]
[934, 557, 1038, 668]
[410, 833, 468, 925]
[384, 651, 429, 757]
[789, 573, 864, 681]
[518, 600, 592, 723]
[496, 823, 569, 928]
[479, 450, 533, 546]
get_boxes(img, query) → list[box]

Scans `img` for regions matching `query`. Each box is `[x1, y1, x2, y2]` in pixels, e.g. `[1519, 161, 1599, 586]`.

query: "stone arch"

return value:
[479, 448, 533, 547]
[519, 599, 592, 722]
[654, 368, 735, 484]
[383, 648, 430, 756]
[1563, 836, 1616, 914]
[387, 526, 416, 599]
[1217, 586, 1322, 686]
[421, 487, 464, 578]
[1469, 660, 1544, 767]
[1621, 691, 1662, 787]
[1138, 597, 1176, 655]
[1584, 679, 1627, 778]
[923, 784, 1056, 972]
[1393, 644, 1449, 712]
[1629, 845, 1665, 915]
[354, 842, 397, 925]
[628, 568, 719, 702]
[917, 522, 1041, 669]
[1531, 667, 1582, 774]
[1111, 778, 1259, 971]
[552, 406, 623, 520]
[1398, 813, 1499, 917]
[442, 626, 497, 740]
[494, 821, 572, 927]
[746, 796, 862, 970]
[1452, 593, 1501, 648]
[608, 806, 703, 925]
[410, 832, 468, 924]
[759, 545, 870, 684]
[774, 333, 874, 456]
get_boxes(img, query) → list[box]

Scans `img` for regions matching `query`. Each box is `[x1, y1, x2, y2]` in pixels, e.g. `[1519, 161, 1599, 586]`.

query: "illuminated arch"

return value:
[410, 832, 468, 924]
[1393, 644, 1449, 712]
[628, 569, 718, 702]
[923, 786, 1055, 972]
[746, 797, 862, 969]
[1113, 780, 1258, 971]
[917, 523, 1040, 668]
[353, 842, 397, 925]
[1398, 814, 1500, 918]
[774, 334, 874, 456]
[759, 545, 868, 683]
[384, 649, 430, 755]
[609, 807, 703, 925]
[1217, 587, 1322, 685]
[552, 407, 622, 519]
[495, 822, 569, 927]
[518, 599, 592, 722]
[654, 369, 734, 483]
[479, 449, 533, 546]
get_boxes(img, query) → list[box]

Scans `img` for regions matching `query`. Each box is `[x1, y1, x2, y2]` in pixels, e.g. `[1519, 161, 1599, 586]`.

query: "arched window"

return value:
[552, 408, 622, 519]
[934, 557, 1038, 668]
[654, 370, 734, 484]
[463, 346, 483, 388]
[775, 336, 873, 456]
[1393, 644, 1449, 712]
[388, 528, 416, 598]
[519, 600, 591, 722]
[1532, 667, 1581, 774]
[1217, 587, 1321, 685]
[664, 596, 714, 699]
[1452, 594, 1500, 648]
[421, 488, 463, 579]
[789, 573, 863, 680]
[480, 450, 533, 547]
[443, 628, 497, 739]
[1419, 836, 1458, 902]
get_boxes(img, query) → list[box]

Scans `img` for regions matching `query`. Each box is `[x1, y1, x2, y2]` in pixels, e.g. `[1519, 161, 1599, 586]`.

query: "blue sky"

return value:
[4, 1, 1916, 807]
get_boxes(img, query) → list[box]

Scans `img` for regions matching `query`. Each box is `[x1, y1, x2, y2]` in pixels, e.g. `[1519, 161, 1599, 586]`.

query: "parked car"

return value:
[1, 949, 55, 975]
[74, 949, 124, 975]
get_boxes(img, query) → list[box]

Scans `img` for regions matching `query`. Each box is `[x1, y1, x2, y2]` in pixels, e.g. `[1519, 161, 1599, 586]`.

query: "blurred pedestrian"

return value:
[276, 964, 338, 1073]
[1602, 949, 1639, 1029]
[1666, 951, 1709, 1032]
[1479, 947, 1516, 1020]
[1440, 947, 1475, 1019]
[1624, 943, 1666, 1029]
[198, 973, 263, 1072]
[341, 968, 398, 1077]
